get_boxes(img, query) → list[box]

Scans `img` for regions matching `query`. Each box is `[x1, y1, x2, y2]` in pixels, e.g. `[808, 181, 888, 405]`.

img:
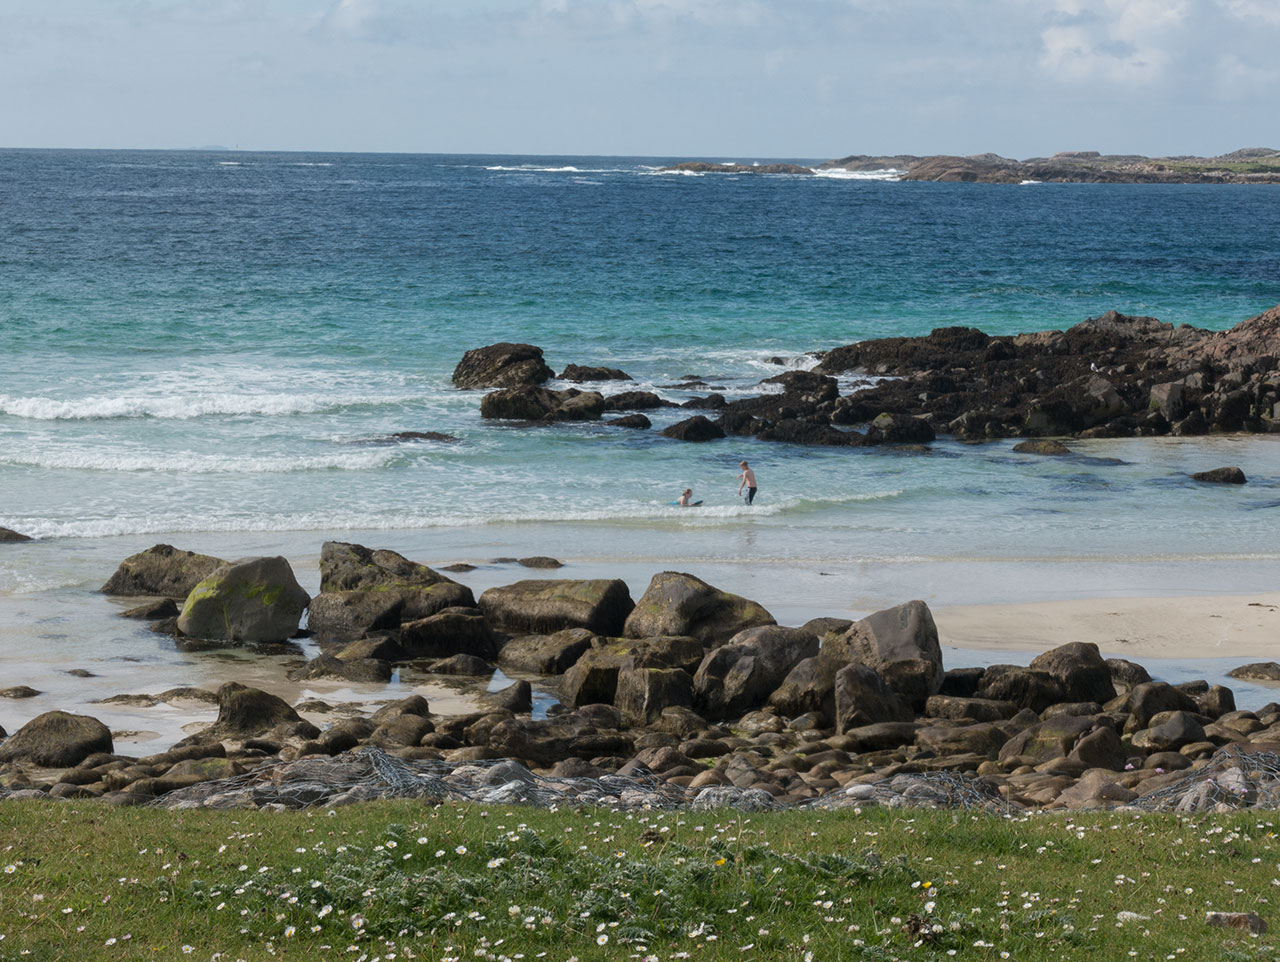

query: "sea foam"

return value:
[0, 392, 416, 421]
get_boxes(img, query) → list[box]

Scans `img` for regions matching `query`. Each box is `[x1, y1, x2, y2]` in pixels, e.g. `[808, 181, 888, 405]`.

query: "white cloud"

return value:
[1216, 0, 1280, 25]
[1036, 0, 1189, 85]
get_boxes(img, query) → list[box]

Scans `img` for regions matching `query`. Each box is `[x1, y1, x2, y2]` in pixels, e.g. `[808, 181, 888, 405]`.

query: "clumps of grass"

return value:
[3, 803, 1280, 960]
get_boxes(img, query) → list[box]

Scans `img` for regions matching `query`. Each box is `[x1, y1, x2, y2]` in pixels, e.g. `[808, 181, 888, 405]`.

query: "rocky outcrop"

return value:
[624, 572, 775, 647]
[659, 162, 814, 175]
[175, 556, 310, 643]
[100, 544, 227, 598]
[452, 343, 554, 389]
[0, 526, 33, 542]
[813, 148, 1280, 185]
[478, 579, 634, 636]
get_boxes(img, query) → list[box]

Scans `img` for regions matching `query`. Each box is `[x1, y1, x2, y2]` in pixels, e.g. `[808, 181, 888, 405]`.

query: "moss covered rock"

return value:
[176, 556, 310, 643]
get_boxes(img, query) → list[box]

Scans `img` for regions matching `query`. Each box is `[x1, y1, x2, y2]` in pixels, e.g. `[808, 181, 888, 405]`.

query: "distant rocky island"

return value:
[661, 147, 1280, 183]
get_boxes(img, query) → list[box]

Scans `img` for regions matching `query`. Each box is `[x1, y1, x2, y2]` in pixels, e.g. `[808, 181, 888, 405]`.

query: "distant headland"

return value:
[662, 147, 1280, 183]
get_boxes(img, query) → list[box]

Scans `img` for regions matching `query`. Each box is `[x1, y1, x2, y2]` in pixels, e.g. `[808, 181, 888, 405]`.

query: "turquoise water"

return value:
[3, 149, 1280, 741]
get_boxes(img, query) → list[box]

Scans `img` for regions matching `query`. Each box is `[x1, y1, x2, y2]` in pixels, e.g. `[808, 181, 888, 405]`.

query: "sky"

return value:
[2, 0, 1277, 159]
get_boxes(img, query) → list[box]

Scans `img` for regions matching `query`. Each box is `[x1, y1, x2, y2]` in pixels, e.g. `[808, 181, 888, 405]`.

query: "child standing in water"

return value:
[737, 461, 757, 505]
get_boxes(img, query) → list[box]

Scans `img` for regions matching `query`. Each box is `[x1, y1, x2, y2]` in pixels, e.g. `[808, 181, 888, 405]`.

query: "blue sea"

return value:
[3, 149, 1280, 745]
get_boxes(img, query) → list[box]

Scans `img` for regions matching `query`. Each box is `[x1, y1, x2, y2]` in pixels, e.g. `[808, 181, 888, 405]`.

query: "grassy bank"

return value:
[1, 801, 1277, 961]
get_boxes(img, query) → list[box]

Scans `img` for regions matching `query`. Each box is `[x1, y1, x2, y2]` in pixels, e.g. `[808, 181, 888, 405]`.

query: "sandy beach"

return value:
[936, 591, 1280, 661]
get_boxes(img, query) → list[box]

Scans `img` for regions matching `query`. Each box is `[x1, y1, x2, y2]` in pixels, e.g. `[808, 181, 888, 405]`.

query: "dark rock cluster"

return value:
[3, 542, 1278, 812]
[454, 302, 1280, 450]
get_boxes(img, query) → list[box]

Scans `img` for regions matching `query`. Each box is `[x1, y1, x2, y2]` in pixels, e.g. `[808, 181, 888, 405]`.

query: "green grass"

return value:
[2, 801, 1279, 961]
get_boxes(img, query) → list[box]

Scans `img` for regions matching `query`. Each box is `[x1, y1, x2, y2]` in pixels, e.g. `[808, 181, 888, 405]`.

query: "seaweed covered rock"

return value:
[100, 544, 227, 598]
[176, 556, 310, 643]
[452, 343, 554, 389]
[479, 579, 634, 637]
[0, 710, 113, 767]
[623, 571, 775, 647]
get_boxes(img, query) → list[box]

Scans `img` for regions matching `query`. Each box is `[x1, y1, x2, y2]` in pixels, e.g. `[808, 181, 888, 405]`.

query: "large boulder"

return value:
[0, 710, 113, 767]
[308, 543, 475, 642]
[1124, 681, 1200, 731]
[833, 663, 913, 732]
[976, 666, 1065, 713]
[1029, 642, 1116, 704]
[309, 584, 473, 642]
[486, 709, 635, 767]
[479, 579, 634, 636]
[287, 653, 393, 683]
[557, 636, 698, 709]
[318, 542, 463, 594]
[399, 607, 498, 660]
[175, 682, 318, 748]
[826, 600, 943, 707]
[624, 571, 775, 647]
[176, 556, 310, 643]
[615, 667, 694, 726]
[768, 656, 838, 723]
[692, 626, 818, 719]
[560, 648, 629, 708]
[100, 544, 227, 598]
[998, 714, 1096, 764]
[498, 629, 595, 674]
[452, 343, 554, 389]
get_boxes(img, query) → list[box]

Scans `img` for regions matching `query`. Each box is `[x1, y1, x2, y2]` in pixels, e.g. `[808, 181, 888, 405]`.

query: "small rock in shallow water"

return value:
[0, 526, 33, 542]
[0, 686, 41, 699]
[1191, 466, 1247, 484]
[518, 556, 563, 569]
[120, 598, 180, 620]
